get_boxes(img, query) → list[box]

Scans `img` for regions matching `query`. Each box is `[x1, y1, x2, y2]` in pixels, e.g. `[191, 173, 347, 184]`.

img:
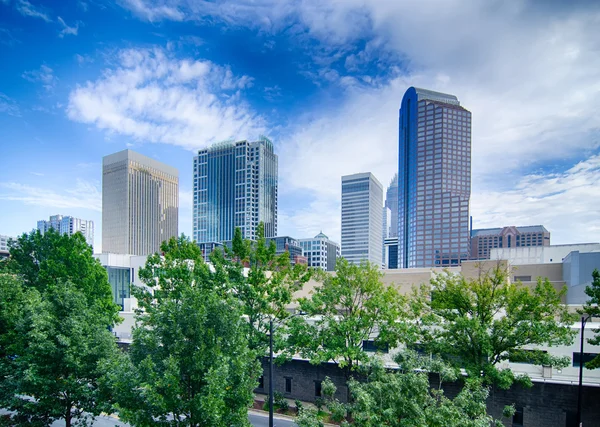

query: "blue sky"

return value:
[1, 0, 599, 251]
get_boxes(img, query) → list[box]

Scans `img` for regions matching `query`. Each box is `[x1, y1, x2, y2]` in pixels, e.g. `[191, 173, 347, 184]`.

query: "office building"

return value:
[471, 225, 550, 260]
[398, 87, 471, 268]
[193, 137, 278, 244]
[299, 232, 340, 271]
[0, 234, 11, 259]
[385, 173, 398, 238]
[37, 214, 94, 247]
[490, 242, 600, 266]
[341, 173, 383, 266]
[384, 237, 399, 269]
[266, 236, 307, 265]
[102, 150, 179, 255]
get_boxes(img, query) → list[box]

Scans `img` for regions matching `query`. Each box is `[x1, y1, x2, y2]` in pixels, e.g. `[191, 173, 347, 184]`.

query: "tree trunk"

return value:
[65, 406, 71, 427]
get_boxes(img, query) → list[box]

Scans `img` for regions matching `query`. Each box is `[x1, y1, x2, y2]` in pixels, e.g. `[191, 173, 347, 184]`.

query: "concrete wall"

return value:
[259, 358, 600, 427]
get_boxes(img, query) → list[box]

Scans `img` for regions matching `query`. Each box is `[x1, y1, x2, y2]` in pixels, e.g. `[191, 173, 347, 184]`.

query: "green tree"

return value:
[420, 265, 576, 389]
[582, 268, 600, 369]
[2, 229, 119, 326]
[297, 352, 506, 427]
[103, 236, 260, 427]
[287, 259, 414, 391]
[210, 223, 311, 354]
[4, 280, 117, 427]
[0, 231, 121, 426]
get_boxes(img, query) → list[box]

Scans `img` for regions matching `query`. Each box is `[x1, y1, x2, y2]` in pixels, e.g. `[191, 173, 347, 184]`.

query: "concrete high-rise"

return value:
[341, 172, 383, 266]
[398, 87, 471, 268]
[471, 225, 550, 260]
[193, 137, 277, 243]
[102, 150, 179, 255]
[385, 174, 398, 238]
[37, 214, 94, 247]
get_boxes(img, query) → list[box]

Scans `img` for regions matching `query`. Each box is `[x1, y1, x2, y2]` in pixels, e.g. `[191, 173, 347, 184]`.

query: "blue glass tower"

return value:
[398, 87, 471, 268]
[193, 137, 278, 243]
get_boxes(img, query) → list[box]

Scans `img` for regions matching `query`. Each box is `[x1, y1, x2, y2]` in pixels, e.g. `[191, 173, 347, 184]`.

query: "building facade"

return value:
[490, 243, 600, 266]
[398, 87, 471, 268]
[193, 137, 278, 244]
[385, 173, 398, 238]
[471, 225, 550, 260]
[341, 173, 383, 266]
[102, 150, 179, 255]
[299, 232, 340, 271]
[266, 236, 307, 265]
[0, 234, 11, 258]
[37, 214, 94, 247]
[384, 237, 399, 269]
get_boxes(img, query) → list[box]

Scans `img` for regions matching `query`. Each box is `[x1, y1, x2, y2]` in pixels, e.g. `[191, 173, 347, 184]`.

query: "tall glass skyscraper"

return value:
[341, 172, 383, 266]
[398, 87, 471, 268]
[193, 137, 278, 243]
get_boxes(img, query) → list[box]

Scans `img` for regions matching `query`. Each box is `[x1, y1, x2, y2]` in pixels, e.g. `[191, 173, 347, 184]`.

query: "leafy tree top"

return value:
[582, 268, 600, 369]
[421, 264, 576, 388]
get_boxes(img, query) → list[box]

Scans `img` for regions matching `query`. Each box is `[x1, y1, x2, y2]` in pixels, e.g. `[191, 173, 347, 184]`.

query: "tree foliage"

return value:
[1, 229, 119, 326]
[420, 265, 576, 388]
[288, 259, 414, 377]
[210, 223, 311, 354]
[0, 230, 120, 427]
[297, 352, 505, 427]
[103, 236, 260, 427]
[582, 268, 600, 369]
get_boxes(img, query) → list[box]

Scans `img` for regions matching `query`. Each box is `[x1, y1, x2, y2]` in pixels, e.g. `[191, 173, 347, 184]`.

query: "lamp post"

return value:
[576, 314, 592, 427]
[269, 318, 274, 427]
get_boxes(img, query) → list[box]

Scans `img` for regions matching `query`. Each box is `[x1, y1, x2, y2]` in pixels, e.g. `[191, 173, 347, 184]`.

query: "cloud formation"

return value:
[0, 179, 101, 211]
[58, 17, 80, 37]
[67, 48, 264, 151]
[22, 64, 57, 91]
[15, 0, 51, 22]
[0, 93, 20, 117]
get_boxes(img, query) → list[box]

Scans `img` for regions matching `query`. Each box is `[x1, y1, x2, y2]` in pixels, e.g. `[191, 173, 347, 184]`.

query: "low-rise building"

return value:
[471, 225, 550, 260]
[299, 232, 340, 271]
[266, 236, 307, 265]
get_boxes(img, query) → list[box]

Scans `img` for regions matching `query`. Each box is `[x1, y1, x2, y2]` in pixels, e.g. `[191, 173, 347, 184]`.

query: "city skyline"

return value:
[1, 1, 599, 251]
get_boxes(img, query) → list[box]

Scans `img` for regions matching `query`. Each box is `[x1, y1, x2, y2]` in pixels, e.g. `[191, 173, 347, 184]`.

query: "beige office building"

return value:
[102, 150, 178, 255]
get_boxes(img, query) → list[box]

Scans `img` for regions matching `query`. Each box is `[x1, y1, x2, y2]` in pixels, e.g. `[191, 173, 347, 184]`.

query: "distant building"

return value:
[197, 241, 225, 263]
[193, 137, 278, 244]
[37, 214, 94, 247]
[0, 234, 12, 259]
[384, 237, 399, 269]
[471, 225, 550, 260]
[382, 206, 392, 267]
[385, 173, 398, 238]
[398, 87, 471, 268]
[266, 236, 307, 265]
[490, 243, 600, 266]
[341, 173, 383, 266]
[299, 232, 340, 271]
[102, 149, 179, 256]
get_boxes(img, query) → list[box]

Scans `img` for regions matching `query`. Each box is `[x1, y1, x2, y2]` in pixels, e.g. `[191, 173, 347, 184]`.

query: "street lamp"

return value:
[576, 314, 592, 427]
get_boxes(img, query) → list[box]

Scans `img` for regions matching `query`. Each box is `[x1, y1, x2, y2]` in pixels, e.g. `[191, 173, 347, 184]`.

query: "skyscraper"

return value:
[385, 173, 398, 238]
[398, 87, 471, 268]
[102, 149, 179, 255]
[193, 137, 278, 243]
[37, 214, 94, 247]
[341, 172, 383, 266]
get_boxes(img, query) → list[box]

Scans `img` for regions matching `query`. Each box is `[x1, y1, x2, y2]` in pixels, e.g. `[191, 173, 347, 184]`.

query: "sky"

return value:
[0, 0, 599, 252]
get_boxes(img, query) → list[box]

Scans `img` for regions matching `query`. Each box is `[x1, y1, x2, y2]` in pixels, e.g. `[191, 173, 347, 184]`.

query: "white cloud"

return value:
[58, 17, 80, 38]
[67, 47, 264, 151]
[15, 0, 51, 22]
[471, 154, 600, 244]
[0, 93, 20, 117]
[22, 64, 57, 91]
[119, 0, 184, 22]
[0, 179, 102, 212]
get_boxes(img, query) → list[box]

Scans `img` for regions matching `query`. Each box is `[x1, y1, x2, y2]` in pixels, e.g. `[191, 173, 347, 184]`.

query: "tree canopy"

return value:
[288, 259, 414, 377]
[582, 268, 600, 369]
[419, 264, 576, 388]
[0, 230, 120, 427]
[103, 236, 260, 427]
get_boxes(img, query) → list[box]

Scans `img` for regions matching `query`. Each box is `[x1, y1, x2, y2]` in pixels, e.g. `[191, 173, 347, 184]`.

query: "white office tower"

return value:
[37, 214, 94, 247]
[341, 172, 383, 266]
[102, 149, 179, 255]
